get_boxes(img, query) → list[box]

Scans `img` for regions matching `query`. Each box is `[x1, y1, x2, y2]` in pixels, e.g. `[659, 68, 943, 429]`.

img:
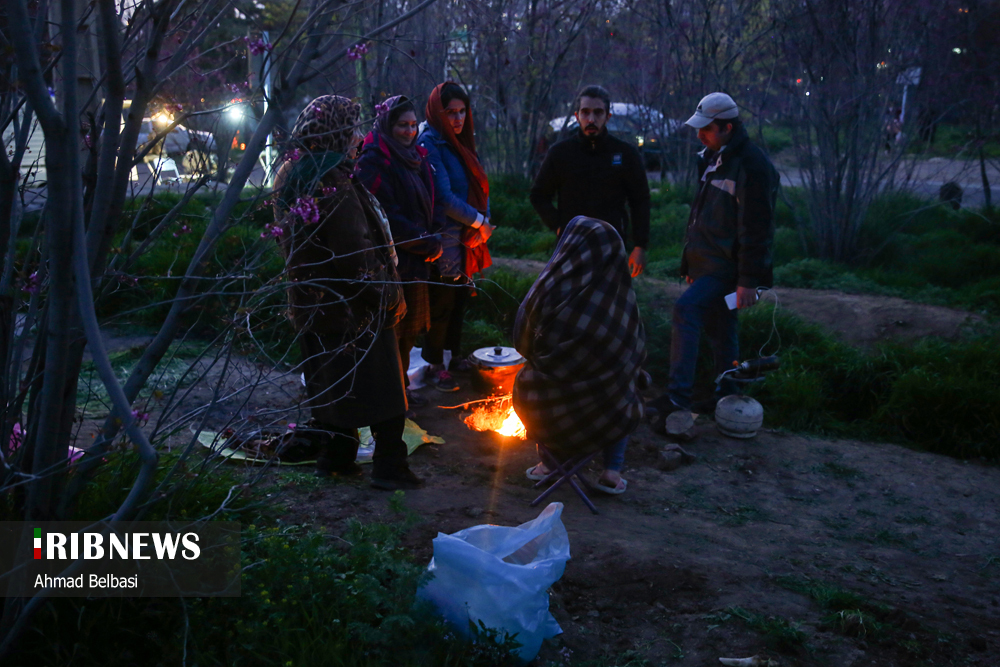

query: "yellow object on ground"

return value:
[196, 419, 444, 465]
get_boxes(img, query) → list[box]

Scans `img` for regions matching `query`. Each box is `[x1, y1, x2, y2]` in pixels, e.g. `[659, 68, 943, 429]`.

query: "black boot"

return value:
[369, 414, 424, 490]
[314, 425, 363, 478]
[370, 462, 424, 490]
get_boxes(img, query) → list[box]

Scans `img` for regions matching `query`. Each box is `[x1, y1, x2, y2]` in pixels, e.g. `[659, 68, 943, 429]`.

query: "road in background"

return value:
[650, 156, 998, 209]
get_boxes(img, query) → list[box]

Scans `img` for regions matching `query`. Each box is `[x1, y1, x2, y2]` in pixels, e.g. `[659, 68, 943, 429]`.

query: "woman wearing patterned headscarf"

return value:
[356, 95, 444, 411]
[513, 216, 646, 494]
[272, 95, 423, 490]
[417, 82, 495, 393]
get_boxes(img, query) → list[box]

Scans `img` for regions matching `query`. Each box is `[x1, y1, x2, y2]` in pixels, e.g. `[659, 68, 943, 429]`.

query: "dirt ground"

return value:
[112, 266, 997, 666]
[258, 271, 997, 667]
[267, 379, 999, 666]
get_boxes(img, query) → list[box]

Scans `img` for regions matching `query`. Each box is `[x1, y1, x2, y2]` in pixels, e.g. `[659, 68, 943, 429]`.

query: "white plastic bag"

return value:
[417, 502, 570, 663]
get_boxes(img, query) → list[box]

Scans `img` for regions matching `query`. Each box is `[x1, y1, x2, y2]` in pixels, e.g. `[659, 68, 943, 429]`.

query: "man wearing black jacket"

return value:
[649, 92, 779, 436]
[530, 85, 651, 277]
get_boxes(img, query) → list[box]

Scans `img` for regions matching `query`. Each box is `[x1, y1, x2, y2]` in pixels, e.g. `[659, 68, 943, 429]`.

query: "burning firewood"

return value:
[462, 397, 527, 439]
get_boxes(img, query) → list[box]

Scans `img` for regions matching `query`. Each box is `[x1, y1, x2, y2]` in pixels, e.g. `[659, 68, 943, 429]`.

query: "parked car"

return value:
[544, 103, 681, 170]
[137, 116, 218, 174]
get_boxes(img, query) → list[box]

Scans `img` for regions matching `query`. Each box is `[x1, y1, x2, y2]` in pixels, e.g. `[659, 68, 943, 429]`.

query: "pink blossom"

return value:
[130, 409, 150, 425]
[9, 426, 87, 463]
[244, 36, 273, 56]
[347, 43, 370, 61]
[8, 423, 24, 453]
[375, 101, 390, 116]
[260, 223, 285, 239]
[284, 147, 302, 162]
[172, 224, 191, 238]
[22, 271, 39, 294]
[321, 186, 337, 197]
[287, 423, 297, 430]
[289, 196, 320, 224]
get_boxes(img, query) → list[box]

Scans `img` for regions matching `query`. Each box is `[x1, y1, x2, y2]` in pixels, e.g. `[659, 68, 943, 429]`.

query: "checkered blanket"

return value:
[512, 216, 646, 457]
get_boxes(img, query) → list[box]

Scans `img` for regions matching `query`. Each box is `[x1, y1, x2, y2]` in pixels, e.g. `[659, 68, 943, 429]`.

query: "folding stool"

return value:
[529, 444, 602, 515]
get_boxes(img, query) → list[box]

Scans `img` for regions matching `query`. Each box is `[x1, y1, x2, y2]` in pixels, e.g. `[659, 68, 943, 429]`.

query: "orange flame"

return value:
[464, 401, 526, 440]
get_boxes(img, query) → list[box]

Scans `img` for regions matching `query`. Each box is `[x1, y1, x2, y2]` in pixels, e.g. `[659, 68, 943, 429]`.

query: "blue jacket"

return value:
[417, 125, 490, 277]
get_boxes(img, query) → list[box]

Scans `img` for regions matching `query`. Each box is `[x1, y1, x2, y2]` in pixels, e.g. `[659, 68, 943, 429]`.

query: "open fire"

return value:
[463, 397, 527, 439]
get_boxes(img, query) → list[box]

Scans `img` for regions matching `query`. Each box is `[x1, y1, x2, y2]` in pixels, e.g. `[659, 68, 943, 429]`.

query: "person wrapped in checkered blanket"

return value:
[513, 216, 646, 461]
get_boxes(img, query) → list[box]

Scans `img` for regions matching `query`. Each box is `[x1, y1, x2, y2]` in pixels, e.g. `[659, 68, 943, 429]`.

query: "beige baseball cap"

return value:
[685, 92, 739, 129]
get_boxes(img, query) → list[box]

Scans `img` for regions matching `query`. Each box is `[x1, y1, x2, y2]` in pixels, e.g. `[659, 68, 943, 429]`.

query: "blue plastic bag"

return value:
[417, 502, 570, 663]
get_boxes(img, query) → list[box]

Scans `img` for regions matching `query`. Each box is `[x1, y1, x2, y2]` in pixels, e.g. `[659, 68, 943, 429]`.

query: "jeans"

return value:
[667, 274, 739, 410]
[602, 436, 629, 472]
[535, 435, 629, 472]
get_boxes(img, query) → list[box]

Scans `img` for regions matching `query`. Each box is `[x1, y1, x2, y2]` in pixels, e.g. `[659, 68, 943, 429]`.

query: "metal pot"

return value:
[467, 346, 526, 396]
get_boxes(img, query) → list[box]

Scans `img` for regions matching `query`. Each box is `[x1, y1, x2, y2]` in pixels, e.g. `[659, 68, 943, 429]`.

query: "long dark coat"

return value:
[273, 162, 408, 427]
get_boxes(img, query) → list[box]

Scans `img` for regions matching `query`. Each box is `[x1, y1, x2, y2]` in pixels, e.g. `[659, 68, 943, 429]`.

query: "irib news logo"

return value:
[2, 521, 241, 598]
[32, 528, 201, 561]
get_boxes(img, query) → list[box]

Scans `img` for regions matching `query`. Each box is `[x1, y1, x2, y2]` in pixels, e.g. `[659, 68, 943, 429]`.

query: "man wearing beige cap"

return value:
[648, 93, 779, 436]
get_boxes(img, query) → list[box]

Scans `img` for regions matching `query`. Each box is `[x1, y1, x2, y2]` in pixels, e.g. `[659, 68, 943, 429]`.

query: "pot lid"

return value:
[469, 346, 525, 368]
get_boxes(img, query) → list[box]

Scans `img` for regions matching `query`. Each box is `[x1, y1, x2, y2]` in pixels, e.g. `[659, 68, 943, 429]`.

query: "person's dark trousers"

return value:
[370, 413, 408, 473]
[315, 425, 361, 474]
[423, 271, 465, 365]
[398, 332, 417, 388]
[666, 274, 739, 410]
[444, 282, 469, 364]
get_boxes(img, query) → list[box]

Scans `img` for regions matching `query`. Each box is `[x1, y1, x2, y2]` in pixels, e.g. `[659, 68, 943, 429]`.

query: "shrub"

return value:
[487, 226, 556, 259]
[738, 304, 1000, 458]
[488, 173, 543, 231]
[773, 258, 873, 293]
[773, 226, 806, 266]
[758, 123, 794, 155]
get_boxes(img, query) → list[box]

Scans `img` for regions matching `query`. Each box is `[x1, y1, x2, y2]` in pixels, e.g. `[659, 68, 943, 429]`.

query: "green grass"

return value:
[76, 341, 208, 418]
[725, 606, 808, 653]
[11, 460, 522, 666]
[738, 305, 1000, 460]
[907, 123, 1000, 159]
[96, 190, 285, 330]
[774, 576, 915, 644]
[489, 173, 545, 231]
[773, 191, 1000, 315]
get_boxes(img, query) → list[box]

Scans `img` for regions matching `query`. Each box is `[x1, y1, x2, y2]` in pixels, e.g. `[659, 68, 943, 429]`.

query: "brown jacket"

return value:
[273, 163, 405, 336]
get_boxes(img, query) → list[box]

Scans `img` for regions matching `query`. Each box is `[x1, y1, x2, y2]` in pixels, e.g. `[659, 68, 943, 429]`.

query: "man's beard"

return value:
[583, 124, 599, 134]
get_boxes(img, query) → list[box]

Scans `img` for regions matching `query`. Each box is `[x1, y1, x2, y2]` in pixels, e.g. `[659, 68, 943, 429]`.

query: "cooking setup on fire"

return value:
[446, 344, 782, 449]
[459, 346, 527, 440]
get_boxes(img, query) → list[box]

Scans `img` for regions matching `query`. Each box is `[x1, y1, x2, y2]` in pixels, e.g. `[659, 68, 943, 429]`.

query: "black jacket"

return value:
[530, 129, 651, 249]
[681, 126, 778, 289]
